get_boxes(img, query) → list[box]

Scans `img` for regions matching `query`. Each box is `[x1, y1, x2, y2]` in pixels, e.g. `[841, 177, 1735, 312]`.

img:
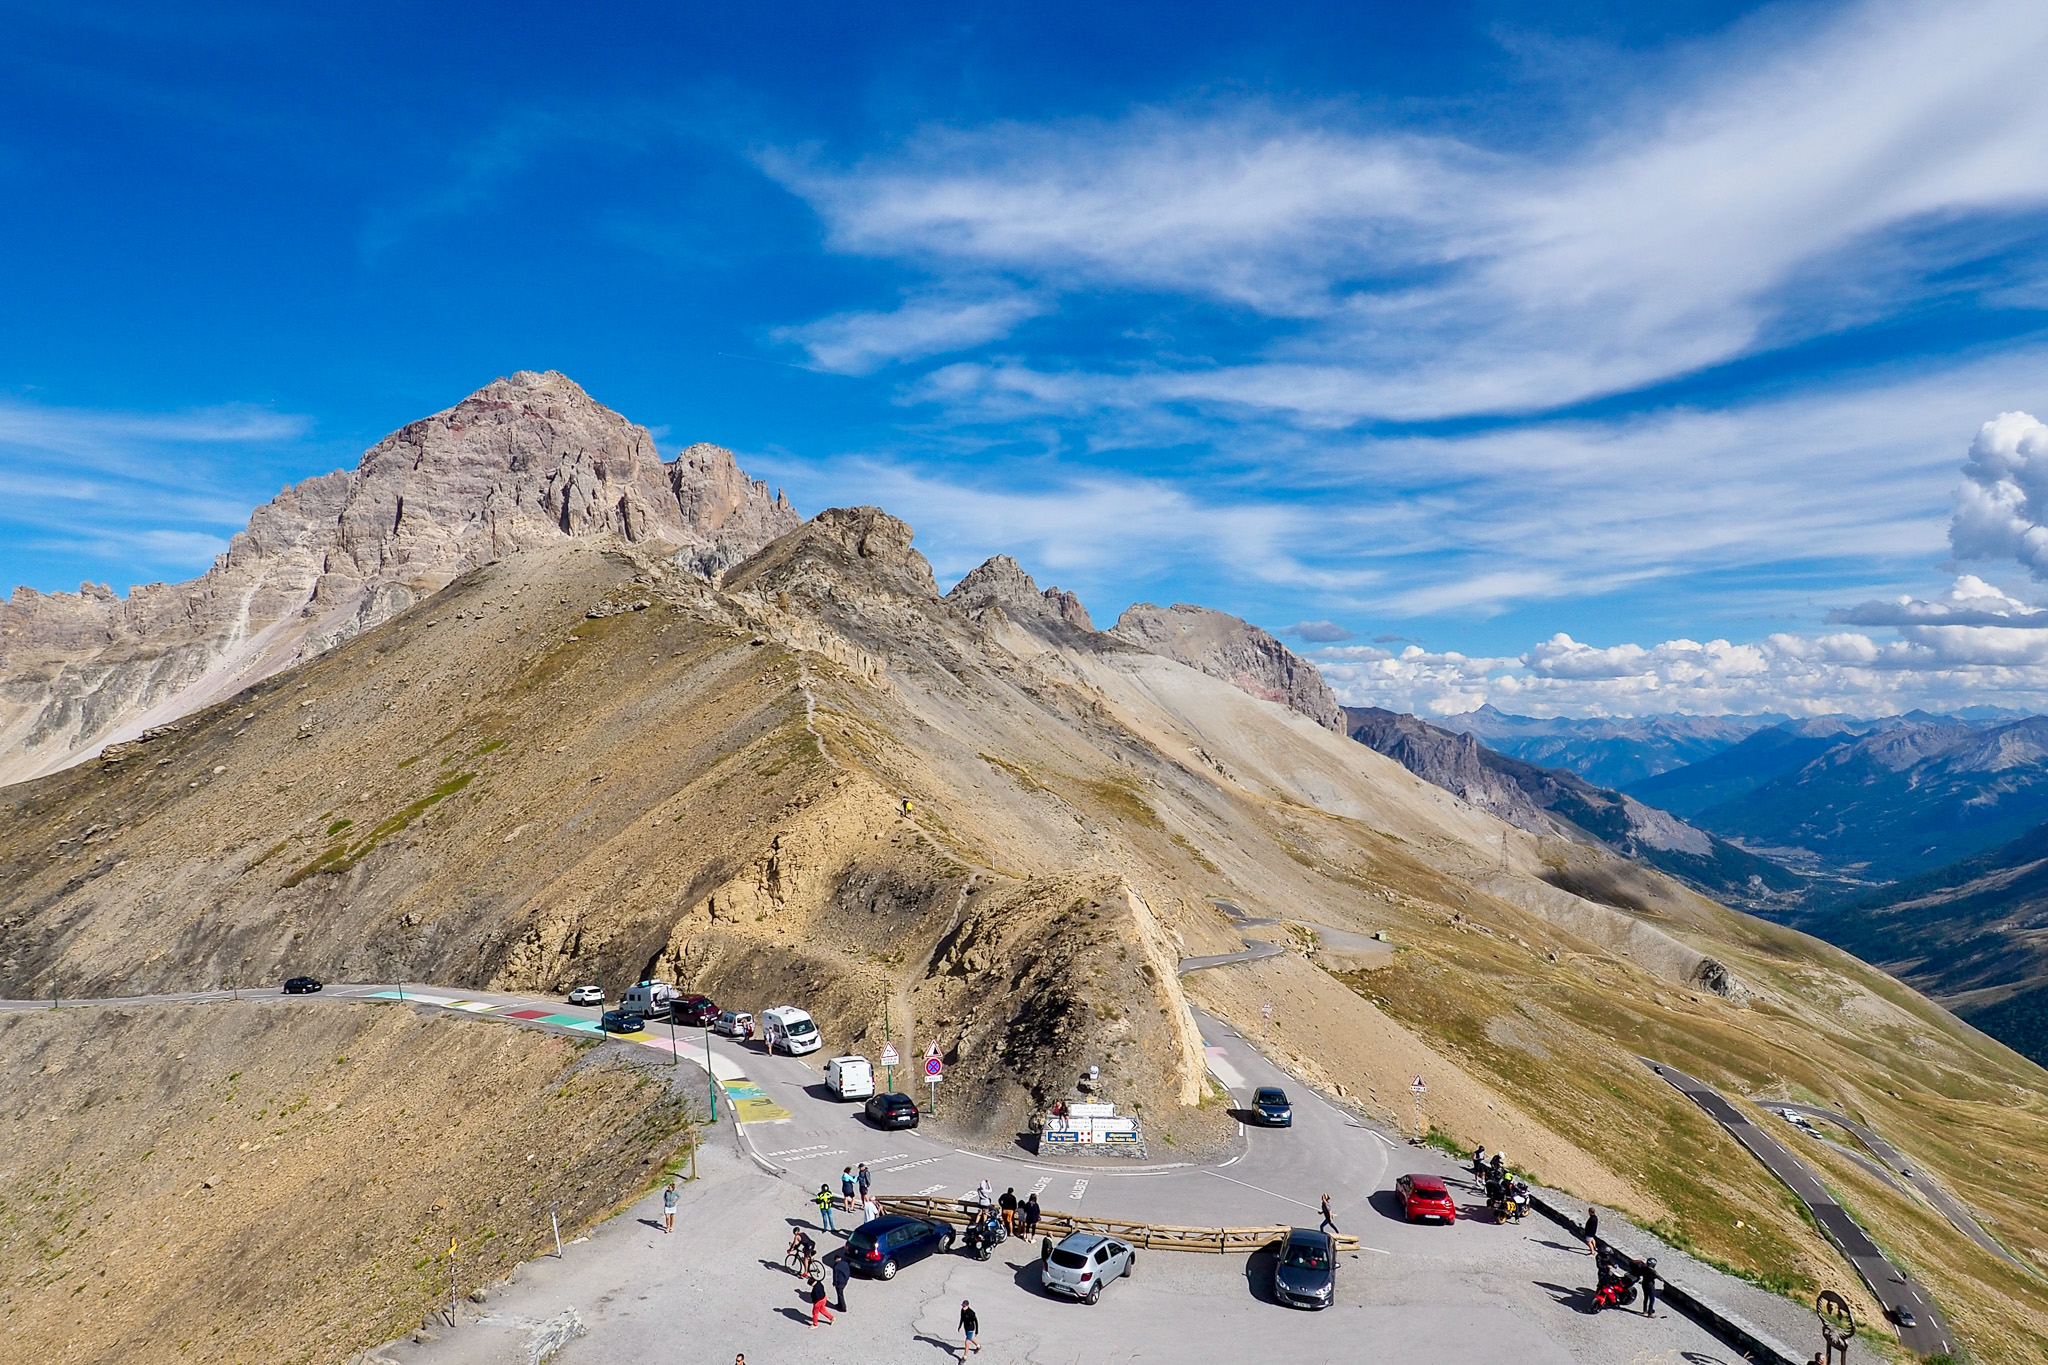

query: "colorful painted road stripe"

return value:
[365, 990, 785, 1118]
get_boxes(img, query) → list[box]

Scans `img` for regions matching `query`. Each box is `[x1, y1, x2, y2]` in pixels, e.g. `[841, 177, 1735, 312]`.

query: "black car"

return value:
[599, 1009, 646, 1033]
[282, 977, 323, 994]
[671, 994, 720, 1028]
[864, 1092, 921, 1129]
[1273, 1227, 1335, 1309]
[1253, 1086, 1293, 1126]
[847, 1214, 954, 1279]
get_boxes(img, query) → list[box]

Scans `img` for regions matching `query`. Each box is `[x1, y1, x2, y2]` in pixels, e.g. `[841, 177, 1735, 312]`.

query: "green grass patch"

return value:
[325, 819, 353, 836]
[1086, 774, 1164, 830]
[281, 772, 475, 885]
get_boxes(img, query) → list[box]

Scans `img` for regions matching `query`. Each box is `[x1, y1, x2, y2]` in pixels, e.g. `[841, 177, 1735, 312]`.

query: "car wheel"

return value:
[941, 1234, 955, 1253]
[1085, 1283, 1101, 1305]
[975, 1246, 990, 1262]
[879, 1259, 898, 1280]
[1125, 1254, 1135, 1278]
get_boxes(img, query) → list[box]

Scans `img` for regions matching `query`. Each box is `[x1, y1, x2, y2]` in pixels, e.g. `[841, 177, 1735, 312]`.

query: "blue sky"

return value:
[8, 0, 2048, 715]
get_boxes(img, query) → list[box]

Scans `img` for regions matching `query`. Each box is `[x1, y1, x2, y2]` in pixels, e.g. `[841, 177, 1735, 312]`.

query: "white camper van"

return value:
[761, 1005, 822, 1056]
[824, 1055, 874, 1099]
[621, 980, 678, 1020]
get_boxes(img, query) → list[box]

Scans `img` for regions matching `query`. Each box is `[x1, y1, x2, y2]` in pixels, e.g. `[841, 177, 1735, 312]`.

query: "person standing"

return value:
[863, 1194, 880, 1224]
[808, 1275, 834, 1328]
[814, 1183, 837, 1233]
[1319, 1193, 1339, 1235]
[1022, 1192, 1040, 1237]
[857, 1161, 872, 1204]
[662, 1180, 678, 1234]
[958, 1299, 980, 1358]
[1639, 1257, 1658, 1318]
[1583, 1207, 1599, 1255]
[998, 1187, 1018, 1235]
[841, 1166, 858, 1211]
[975, 1178, 993, 1211]
[831, 1251, 852, 1312]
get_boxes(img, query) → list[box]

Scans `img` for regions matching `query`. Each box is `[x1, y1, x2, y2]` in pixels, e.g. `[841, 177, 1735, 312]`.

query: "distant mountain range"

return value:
[1436, 705, 1782, 787]
[1345, 707, 1803, 907]
[1396, 703, 2048, 1066]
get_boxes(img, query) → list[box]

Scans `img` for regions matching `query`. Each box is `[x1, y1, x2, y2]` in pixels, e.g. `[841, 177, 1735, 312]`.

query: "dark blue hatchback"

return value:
[847, 1214, 955, 1279]
[1254, 1086, 1293, 1126]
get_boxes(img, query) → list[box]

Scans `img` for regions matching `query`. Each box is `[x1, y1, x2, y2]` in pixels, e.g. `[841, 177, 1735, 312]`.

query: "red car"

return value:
[1396, 1174, 1457, 1223]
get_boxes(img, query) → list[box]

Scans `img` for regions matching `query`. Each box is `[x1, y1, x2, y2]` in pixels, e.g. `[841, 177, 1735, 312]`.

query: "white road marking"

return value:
[1201, 1168, 1319, 1212]
[952, 1148, 999, 1162]
[887, 1156, 945, 1172]
[780, 1149, 848, 1162]
[765, 1144, 833, 1158]
[917, 1184, 948, 1196]
[1069, 1180, 1089, 1201]
[869, 1152, 910, 1163]
[1218, 1153, 1243, 1168]
[1027, 1177, 1051, 1197]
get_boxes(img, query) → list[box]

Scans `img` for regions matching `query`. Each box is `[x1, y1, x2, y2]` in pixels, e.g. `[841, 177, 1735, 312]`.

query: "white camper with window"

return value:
[761, 1005, 822, 1055]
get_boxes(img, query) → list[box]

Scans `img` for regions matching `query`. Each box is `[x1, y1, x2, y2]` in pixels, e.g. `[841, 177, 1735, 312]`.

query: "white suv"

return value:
[1042, 1232, 1134, 1304]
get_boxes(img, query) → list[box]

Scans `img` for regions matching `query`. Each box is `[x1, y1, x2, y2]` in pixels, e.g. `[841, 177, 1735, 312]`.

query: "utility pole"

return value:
[704, 1018, 718, 1122]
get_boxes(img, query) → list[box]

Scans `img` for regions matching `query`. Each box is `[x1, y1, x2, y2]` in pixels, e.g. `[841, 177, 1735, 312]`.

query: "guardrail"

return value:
[1526, 1193, 1800, 1365]
[877, 1195, 1359, 1254]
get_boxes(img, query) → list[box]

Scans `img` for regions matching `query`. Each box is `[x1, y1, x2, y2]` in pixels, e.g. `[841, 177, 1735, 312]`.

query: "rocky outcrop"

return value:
[0, 371, 799, 785]
[1345, 708, 1551, 830]
[1110, 603, 1343, 731]
[945, 555, 1097, 635]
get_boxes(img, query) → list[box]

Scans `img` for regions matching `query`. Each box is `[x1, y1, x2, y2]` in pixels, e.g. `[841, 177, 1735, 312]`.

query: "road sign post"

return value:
[925, 1043, 943, 1117]
[881, 1042, 900, 1092]
[1410, 1076, 1427, 1141]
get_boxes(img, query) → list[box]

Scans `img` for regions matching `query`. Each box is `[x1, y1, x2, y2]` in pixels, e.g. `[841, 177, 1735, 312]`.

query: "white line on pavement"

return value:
[1201, 1168, 1319, 1212]
[888, 1156, 945, 1172]
[1027, 1177, 1051, 1197]
[1069, 1180, 1088, 1201]
[917, 1184, 947, 1196]
[952, 1149, 999, 1162]
[1218, 1153, 1243, 1168]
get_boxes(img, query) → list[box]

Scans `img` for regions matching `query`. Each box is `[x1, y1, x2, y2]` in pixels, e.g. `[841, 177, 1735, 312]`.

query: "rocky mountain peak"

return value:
[0, 372, 800, 786]
[1111, 602, 1344, 732]
[723, 506, 940, 605]
[945, 555, 1097, 634]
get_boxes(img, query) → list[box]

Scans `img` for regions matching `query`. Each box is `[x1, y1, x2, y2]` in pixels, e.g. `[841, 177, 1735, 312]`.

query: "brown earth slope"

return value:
[0, 1001, 695, 1365]
[3, 380, 2047, 1357]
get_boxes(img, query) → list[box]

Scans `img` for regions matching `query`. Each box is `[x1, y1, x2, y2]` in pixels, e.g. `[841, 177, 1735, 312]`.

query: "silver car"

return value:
[1042, 1232, 1134, 1304]
[566, 985, 604, 1006]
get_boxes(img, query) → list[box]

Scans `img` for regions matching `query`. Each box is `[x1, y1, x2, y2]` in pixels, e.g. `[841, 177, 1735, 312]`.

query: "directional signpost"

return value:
[1409, 1075, 1428, 1141]
[925, 1042, 943, 1117]
[880, 1042, 900, 1092]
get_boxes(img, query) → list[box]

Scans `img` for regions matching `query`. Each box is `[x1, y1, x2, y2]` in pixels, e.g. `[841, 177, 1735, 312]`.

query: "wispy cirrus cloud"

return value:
[774, 0, 2048, 421]
[774, 289, 1043, 375]
[0, 396, 313, 591]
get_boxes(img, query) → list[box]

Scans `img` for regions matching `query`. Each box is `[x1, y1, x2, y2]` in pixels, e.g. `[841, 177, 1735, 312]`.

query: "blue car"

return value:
[1254, 1086, 1293, 1126]
[847, 1214, 955, 1280]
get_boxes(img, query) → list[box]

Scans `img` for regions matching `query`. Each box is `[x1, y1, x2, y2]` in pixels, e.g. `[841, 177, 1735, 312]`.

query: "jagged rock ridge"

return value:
[1111, 602, 1344, 731]
[0, 371, 799, 786]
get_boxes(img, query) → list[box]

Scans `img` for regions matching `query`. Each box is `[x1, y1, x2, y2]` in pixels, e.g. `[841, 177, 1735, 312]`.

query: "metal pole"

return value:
[669, 1010, 678, 1067]
[551, 1205, 562, 1258]
[705, 1021, 717, 1121]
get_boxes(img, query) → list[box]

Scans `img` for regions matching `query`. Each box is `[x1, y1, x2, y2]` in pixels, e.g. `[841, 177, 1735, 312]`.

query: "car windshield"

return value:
[1284, 1244, 1331, 1269]
[1050, 1249, 1090, 1269]
[1413, 1184, 1447, 1197]
[786, 1019, 816, 1035]
[1257, 1089, 1285, 1103]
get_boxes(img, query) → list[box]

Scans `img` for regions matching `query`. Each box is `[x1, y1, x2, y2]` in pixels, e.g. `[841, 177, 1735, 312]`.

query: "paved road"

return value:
[1771, 1100, 2027, 1273]
[1646, 1059, 1954, 1356]
[7, 982, 1844, 1362]
[1177, 940, 1287, 973]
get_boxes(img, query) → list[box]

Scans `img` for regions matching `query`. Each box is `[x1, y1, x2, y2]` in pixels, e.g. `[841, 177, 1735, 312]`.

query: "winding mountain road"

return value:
[1645, 1059, 1954, 1357]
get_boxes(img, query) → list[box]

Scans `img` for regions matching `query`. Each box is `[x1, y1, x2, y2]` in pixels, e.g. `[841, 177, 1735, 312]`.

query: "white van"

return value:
[824, 1055, 873, 1099]
[621, 980, 678, 1020]
[761, 1005, 822, 1056]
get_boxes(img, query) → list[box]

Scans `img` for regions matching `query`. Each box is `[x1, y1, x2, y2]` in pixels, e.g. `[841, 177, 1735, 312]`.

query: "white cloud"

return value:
[1285, 620, 1354, 643]
[775, 0, 2048, 421]
[1949, 409, 2048, 577]
[773, 290, 1043, 374]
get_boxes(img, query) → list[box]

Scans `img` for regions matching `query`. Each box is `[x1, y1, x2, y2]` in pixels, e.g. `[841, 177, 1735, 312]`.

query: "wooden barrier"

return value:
[877, 1195, 1360, 1254]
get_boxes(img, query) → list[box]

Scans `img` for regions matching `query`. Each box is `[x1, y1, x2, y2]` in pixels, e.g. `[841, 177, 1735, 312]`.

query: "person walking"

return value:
[958, 1299, 980, 1358]
[856, 1161, 872, 1203]
[662, 1180, 678, 1234]
[1022, 1192, 1041, 1237]
[1639, 1257, 1659, 1318]
[831, 1251, 852, 1312]
[1583, 1207, 1599, 1255]
[841, 1166, 858, 1211]
[807, 1275, 834, 1328]
[1319, 1193, 1339, 1235]
[814, 1183, 837, 1233]
[975, 1178, 993, 1211]
[998, 1187, 1018, 1235]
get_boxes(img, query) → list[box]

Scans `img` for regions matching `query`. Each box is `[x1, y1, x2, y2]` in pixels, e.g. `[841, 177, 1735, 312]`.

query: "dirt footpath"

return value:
[1, 1001, 698, 1365]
